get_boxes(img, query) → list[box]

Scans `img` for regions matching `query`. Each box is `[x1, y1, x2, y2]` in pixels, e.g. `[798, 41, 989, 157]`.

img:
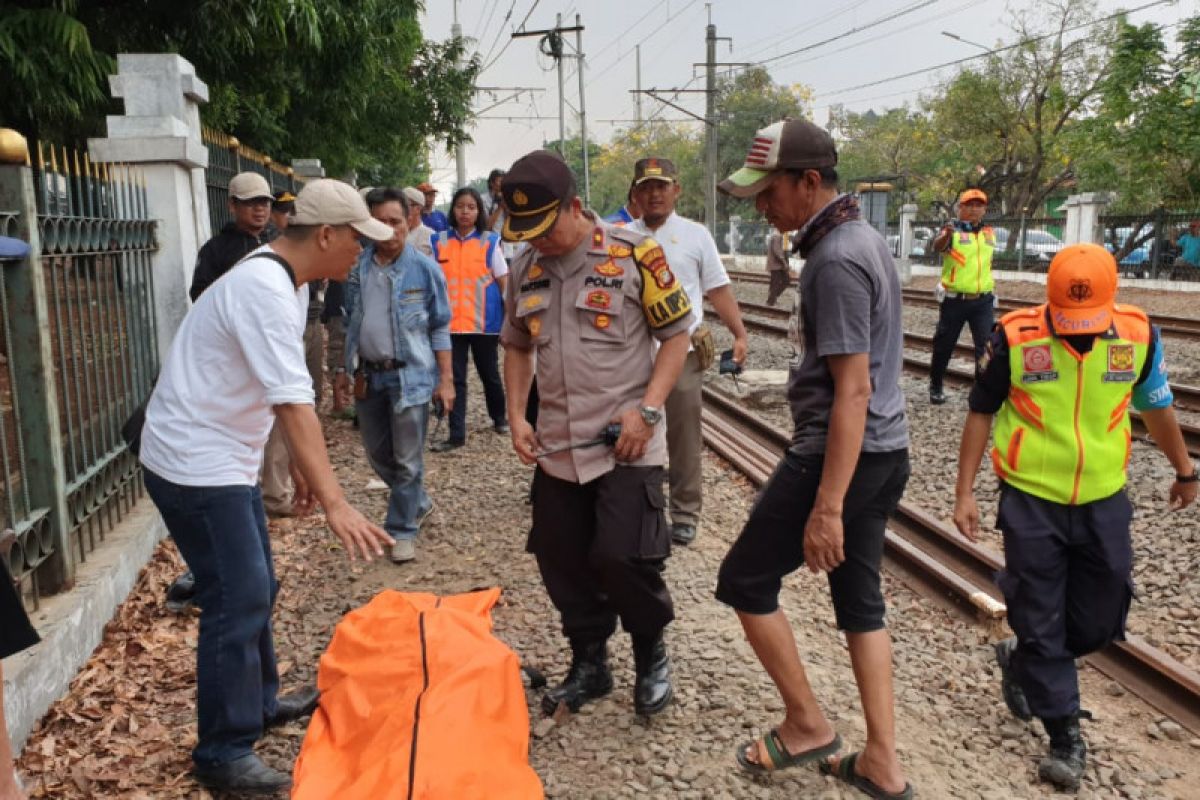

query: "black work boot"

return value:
[1038, 714, 1087, 791]
[993, 637, 1033, 720]
[929, 384, 947, 405]
[631, 633, 673, 716]
[540, 640, 613, 716]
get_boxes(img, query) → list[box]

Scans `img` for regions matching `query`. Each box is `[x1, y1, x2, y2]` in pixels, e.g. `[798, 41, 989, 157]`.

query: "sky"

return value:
[419, 0, 1194, 195]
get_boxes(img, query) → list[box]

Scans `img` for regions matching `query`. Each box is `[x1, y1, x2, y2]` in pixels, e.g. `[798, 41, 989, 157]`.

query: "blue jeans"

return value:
[355, 371, 431, 540]
[142, 468, 279, 767]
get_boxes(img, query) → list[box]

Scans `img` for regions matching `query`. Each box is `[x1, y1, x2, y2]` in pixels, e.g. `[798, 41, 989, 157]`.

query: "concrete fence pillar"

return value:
[89, 54, 210, 361]
[292, 159, 326, 180]
[899, 203, 918, 259]
[1062, 192, 1110, 246]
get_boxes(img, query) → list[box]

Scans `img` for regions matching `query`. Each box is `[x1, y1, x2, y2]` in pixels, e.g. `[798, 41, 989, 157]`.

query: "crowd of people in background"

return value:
[6, 111, 1198, 800]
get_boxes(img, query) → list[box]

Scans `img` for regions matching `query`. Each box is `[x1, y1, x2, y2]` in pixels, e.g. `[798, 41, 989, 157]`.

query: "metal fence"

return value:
[1099, 209, 1200, 280]
[201, 126, 305, 235]
[717, 219, 774, 256]
[910, 215, 1066, 272]
[0, 143, 158, 610]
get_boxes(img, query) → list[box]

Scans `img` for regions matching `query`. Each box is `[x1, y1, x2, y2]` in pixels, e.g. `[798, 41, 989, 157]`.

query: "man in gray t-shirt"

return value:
[713, 119, 914, 799]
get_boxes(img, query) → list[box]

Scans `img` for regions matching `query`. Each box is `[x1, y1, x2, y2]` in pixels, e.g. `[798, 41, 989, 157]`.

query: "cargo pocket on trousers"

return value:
[638, 480, 671, 561]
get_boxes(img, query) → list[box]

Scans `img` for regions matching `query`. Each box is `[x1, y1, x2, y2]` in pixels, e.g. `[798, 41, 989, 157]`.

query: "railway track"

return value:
[901, 288, 1200, 341]
[700, 385, 1200, 734]
[712, 305, 1200, 453]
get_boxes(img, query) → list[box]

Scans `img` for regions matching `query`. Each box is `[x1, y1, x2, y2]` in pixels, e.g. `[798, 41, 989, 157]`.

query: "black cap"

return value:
[633, 157, 679, 185]
[272, 190, 296, 212]
[501, 150, 577, 242]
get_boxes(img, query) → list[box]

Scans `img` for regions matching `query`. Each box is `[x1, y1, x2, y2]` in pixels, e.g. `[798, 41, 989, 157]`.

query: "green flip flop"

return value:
[819, 751, 914, 799]
[735, 729, 843, 774]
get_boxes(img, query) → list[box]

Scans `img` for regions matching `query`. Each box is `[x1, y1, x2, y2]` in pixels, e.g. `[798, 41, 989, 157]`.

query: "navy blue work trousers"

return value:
[449, 333, 506, 442]
[996, 483, 1134, 719]
[929, 294, 994, 392]
[143, 468, 280, 767]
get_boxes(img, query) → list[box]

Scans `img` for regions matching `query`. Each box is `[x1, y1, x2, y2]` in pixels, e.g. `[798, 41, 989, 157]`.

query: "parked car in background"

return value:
[992, 228, 1063, 265]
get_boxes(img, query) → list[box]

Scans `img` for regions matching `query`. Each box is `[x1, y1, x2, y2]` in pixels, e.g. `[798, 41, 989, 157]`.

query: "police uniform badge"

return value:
[586, 290, 611, 310]
[593, 314, 611, 329]
[521, 294, 545, 312]
[607, 244, 632, 259]
[528, 264, 544, 279]
[594, 261, 624, 277]
[528, 316, 542, 337]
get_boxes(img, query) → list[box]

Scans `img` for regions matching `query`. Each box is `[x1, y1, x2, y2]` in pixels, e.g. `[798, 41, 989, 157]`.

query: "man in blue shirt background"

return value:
[1176, 219, 1200, 267]
[417, 181, 449, 233]
[341, 188, 454, 563]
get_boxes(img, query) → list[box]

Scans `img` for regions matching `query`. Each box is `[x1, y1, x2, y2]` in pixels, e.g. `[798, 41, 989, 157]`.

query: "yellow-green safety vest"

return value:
[991, 304, 1150, 505]
[941, 226, 996, 294]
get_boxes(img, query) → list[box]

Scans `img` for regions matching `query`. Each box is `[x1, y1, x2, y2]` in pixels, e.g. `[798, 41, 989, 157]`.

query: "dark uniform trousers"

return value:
[996, 484, 1135, 718]
[529, 465, 674, 643]
[929, 294, 994, 391]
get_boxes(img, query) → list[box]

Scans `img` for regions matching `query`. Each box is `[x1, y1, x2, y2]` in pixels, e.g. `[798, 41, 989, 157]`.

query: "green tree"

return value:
[1072, 15, 1200, 213]
[833, 106, 941, 210]
[713, 68, 811, 220]
[0, 0, 478, 177]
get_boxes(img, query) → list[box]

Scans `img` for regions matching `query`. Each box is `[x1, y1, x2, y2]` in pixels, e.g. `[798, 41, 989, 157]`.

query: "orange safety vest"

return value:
[292, 589, 543, 800]
[434, 230, 504, 334]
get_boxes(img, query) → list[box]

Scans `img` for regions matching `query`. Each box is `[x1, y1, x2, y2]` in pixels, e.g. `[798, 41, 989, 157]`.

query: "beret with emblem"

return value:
[501, 149, 577, 242]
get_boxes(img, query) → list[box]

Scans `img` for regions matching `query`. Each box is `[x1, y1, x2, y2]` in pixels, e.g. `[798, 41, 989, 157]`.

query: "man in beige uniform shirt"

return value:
[500, 150, 693, 718]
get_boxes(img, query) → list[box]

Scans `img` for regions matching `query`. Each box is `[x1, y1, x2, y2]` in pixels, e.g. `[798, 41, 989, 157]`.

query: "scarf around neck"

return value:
[794, 193, 862, 258]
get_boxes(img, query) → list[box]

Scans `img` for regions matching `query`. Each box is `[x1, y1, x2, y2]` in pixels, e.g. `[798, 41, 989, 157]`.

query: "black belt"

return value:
[945, 291, 991, 301]
[361, 358, 406, 372]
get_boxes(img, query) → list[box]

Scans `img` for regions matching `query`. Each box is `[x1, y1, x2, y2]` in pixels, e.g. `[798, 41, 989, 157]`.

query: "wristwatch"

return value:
[1177, 468, 1199, 483]
[639, 406, 663, 426]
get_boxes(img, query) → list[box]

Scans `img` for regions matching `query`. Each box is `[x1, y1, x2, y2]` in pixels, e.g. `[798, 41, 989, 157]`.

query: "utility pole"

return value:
[635, 45, 643, 123]
[510, 17, 589, 203]
[704, 18, 717, 235]
[575, 13, 590, 205]
[452, 0, 467, 189]
[699, 7, 736, 236]
[555, 13, 566, 157]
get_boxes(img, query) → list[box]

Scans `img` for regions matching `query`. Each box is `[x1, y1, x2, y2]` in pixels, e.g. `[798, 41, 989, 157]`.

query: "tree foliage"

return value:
[0, 0, 478, 177]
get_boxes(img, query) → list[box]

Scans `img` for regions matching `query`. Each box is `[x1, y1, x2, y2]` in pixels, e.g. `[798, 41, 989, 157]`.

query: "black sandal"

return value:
[819, 752, 913, 799]
[735, 728, 842, 774]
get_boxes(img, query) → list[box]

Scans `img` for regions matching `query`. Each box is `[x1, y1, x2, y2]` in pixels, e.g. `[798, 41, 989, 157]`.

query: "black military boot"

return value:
[540, 640, 613, 716]
[993, 637, 1033, 720]
[631, 633, 673, 716]
[1038, 714, 1087, 791]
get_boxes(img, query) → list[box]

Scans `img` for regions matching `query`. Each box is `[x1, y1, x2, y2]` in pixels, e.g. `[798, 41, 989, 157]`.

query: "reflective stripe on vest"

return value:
[435, 232, 503, 334]
[991, 304, 1150, 505]
[941, 226, 995, 294]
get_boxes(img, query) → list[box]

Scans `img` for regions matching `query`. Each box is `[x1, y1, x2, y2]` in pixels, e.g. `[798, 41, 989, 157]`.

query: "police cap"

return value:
[501, 150, 577, 242]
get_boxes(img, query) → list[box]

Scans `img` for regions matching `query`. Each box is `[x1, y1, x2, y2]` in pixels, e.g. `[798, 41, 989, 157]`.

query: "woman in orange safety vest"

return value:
[429, 187, 509, 451]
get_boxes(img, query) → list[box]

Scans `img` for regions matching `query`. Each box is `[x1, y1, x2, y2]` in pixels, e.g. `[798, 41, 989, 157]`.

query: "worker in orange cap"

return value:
[953, 243, 1196, 791]
[928, 188, 995, 404]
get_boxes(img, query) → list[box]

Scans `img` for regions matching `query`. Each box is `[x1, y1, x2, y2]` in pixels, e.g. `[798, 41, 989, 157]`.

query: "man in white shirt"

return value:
[403, 186, 435, 257]
[629, 157, 749, 545]
[139, 179, 394, 795]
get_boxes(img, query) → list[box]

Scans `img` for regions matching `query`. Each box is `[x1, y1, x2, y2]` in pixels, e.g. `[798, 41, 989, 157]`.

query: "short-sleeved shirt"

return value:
[140, 246, 314, 486]
[501, 215, 693, 484]
[409, 223, 435, 258]
[629, 212, 729, 337]
[788, 217, 908, 455]
[969, 315, 1172, 414]
[422, 209, 449, 233]
[1177, 233, 1200, 266]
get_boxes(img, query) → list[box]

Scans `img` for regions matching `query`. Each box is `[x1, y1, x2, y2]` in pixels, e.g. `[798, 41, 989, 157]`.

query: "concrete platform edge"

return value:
[3, 499, 167, 753]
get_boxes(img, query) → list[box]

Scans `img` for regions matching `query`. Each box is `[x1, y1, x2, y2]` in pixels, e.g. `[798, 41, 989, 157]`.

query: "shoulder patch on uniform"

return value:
[636, 236, 691, 330]
[591, 227, 606, 251]
[608, 243, 632, 259]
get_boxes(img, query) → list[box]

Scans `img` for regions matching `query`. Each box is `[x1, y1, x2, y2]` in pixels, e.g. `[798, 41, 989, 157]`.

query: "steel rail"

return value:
[900, 288, 1200, 341]
[706, 307, 1200, 454]
[700, 386, 1200, 734]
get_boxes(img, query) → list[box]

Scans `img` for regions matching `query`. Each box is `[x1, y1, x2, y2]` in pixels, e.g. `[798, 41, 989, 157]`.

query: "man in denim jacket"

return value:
[341, 188, 454, 562]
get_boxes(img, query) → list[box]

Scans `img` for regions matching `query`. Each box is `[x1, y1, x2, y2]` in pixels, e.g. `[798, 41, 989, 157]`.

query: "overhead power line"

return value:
[816, 0, 1175, 98]
[480, 0, 543, 73]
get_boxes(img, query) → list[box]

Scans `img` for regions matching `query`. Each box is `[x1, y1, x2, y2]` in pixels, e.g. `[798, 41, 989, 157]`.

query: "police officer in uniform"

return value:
[929, 188, 996, 404]
[953, 243, 1197, 791]
[499, 150, 693, 717]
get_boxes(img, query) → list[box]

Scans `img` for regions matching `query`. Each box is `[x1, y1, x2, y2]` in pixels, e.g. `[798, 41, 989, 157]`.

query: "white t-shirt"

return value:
[140, 246, 314, 487]
[409, 223, 434, 257]
[629, 212, 729, 336]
